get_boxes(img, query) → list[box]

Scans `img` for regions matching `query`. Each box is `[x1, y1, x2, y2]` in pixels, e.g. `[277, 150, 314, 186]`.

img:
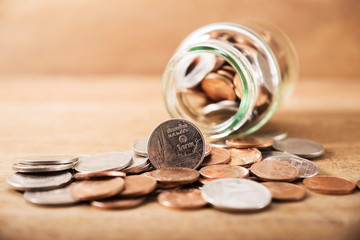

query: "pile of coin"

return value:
[6, 119, 359, 211]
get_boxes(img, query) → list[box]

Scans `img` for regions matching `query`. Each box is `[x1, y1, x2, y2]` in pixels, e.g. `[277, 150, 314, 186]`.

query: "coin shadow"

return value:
[214, 204, 273, 215]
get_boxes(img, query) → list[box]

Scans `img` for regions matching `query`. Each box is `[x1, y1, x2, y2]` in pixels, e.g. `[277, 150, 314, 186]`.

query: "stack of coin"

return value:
[6, 119, 358, 212]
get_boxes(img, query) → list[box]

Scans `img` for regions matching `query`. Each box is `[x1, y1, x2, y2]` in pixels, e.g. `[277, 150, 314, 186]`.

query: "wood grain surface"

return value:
[0, 76, 359, 240]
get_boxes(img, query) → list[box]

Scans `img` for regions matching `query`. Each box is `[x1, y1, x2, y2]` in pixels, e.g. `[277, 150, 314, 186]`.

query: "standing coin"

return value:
[12, 162, 74, 173]
[303, 176, 356, 195]
[250, 130, 288, 141]
[19, 155, 78, 165]
[91, 196, 146, 210]
[261, 182, 306, 201]
[24, 183, 79, 205]
[199, 165, 249, 179]
[205, 144, 212, 157]
[273, 138, 324, 158]
[119, 175, 157, 197]
[201, 147, 231, 166]
[149, 167, 199, 184]
[133, 137, 148, 157]
[226, 136, 274, 149]
[201, 178, 271, 211]
[6, 172, 72, 191]
[74, 152, 132, 173]
[264, 155, 319, 178]
[147, 119, 205, 169]
[74, 171, 126, 180]
[228, 148, 262, 167]
[71, 177, 125, 201]
[157, 188, 208, 209]
[250, 160, 299, 182]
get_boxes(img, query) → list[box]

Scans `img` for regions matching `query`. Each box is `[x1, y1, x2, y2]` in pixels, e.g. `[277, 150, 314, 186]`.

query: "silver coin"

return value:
[24, 183, 79, 205]
[261, 151, 289, 160]
[20, 155, 78, 165]
[132, 137, 148, 157]
[250, 130, 288, 141]
[74, 152, 132, 173]
[264, 155, 319, 178]
[147, 119, 205, 169]
[6, 172, 72, 191]
[273, 138, 324, 158]
[123, 153, 149, 173]
[13, 162, 75, 173]
[201, 178, 271, 211]
[208, 139, 231, 149]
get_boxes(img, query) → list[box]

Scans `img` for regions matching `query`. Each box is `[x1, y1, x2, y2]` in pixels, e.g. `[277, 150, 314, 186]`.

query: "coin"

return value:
[303, 176, 356, 195]
[201, 73, 236, 101]
[201, 147, 231, 166]
[250, 160, 299, 182]
[205, 144, 212, 157]
[6, 171, 72, 191]
[261, 182, 306, 201]
[149, 167, 199, 184]
[74, 152, 132, 173]
[201, 178, 271, 211]
[228, 148, 262, 167]
[147, 119, 205, 169]
[226, 136, 274, 149]
[24, 183, 79, 205]
[357, 180, 360, 190]
[250, 130, 288, 141]
[217, 69, 234, 80]
[221, 65, 236, 75]
[123, 153, 149, 173]
[264, 155, 319, 178]
[19, 155, 78, 165]
[91, 196, 145, 210]
[12, 162, 74, 173]
[119, 175, 157, 197]
[261, 151, 288, 160]
[199, 165, 249, 179]
[71, 177, 125, 201]
[133, 137, 148, 157]
[157, 188, 208, 209]
[198, 177, 213, 185]
[273, 138, 324, 158]
[74, 171, 126, 180]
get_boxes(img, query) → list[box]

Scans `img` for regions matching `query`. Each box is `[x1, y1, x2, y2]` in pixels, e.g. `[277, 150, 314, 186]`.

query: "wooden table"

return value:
[0, 76, 359, 240]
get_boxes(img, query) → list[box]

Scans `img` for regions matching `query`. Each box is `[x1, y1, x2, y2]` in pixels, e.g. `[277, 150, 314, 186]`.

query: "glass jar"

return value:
[162, 22, 298, 139]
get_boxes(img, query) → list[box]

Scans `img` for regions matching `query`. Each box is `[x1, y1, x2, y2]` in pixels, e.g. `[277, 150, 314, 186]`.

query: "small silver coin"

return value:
[74, 152, 132, 173]
[273, 138, 324, 158]
[147, 119, 205, 169]
[132, 137, 148, 157]
[250, 130, 288, 141]
[201, 178, 271, 211]
[264, 155, 319, 178]
[24, 183, 79, 205]
[20, 155, 78, 165]
[13, 162, 74, 173]
[123, 153, 149, 173]
[208, 139, 231, 149]
[261, 151, 290, 160]
[6, 172, 72, 191]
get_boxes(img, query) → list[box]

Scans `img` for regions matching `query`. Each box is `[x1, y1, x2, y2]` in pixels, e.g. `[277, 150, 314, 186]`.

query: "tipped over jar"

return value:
[162, 22, 298, 139]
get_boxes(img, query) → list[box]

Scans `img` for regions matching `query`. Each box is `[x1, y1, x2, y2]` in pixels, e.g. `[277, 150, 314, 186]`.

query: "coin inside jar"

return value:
[199, 165, 249, 179]
[157, 188, 208, 209]
[74, 171, 126, 180]
[201, 147, 231, 166]
[228, 148, 262, 167]
[201, 73, 236, 101]
[119, 175, 157, 197]
[71, 177, 125, 201]
[91, 196, 146, 210]
[303, 176, 356, 195]
[149, 167, 199, 184]
[226, 136, 274, 149]
[250, 160, 299, 182]
[261, 182, 306, 201]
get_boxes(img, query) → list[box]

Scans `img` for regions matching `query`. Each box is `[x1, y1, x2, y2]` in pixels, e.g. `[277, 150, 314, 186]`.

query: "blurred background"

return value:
[0, 0, 359, 79]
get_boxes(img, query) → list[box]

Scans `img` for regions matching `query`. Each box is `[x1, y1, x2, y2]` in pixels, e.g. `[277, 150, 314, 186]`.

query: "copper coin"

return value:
[228, 148, 262, 167]
[205, 144, 212, 157]
[71, 177, 125, 201]
[221, 65, 236, 75]
[156, 182, 184, 189]
[199, 165, 249, 179]
[357, 180, 360, 190]
[250, 160, 299, 182]
[119, 175, 157, 197]
[91, 196, 145, 210]
[157, 188, 208, 209]
[303, 176, 356, 195]
[74, 171, 126, 180]
[201, 147, 231, 166]
[149, 167, 199, 184]
[261, 182, 306, 201]
[217, 69, 234, 80]
[201, 73, 236, 101]
[226, 136, 274, 149]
